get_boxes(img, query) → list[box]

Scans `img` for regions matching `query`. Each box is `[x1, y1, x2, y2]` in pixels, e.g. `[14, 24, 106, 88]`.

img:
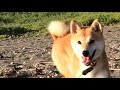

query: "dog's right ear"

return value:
[70, 20, 80, 33]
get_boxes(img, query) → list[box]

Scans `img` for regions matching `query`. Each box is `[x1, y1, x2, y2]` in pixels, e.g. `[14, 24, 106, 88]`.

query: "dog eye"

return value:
[78, 41, 81, 44]
[89, 39, 95, 44]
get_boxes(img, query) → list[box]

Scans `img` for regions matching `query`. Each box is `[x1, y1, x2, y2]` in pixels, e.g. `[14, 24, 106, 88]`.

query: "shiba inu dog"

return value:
[48, 19, 110, 78]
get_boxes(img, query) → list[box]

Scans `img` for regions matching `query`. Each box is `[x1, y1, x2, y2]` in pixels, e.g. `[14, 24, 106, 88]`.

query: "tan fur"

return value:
[48, 19, 110, 78]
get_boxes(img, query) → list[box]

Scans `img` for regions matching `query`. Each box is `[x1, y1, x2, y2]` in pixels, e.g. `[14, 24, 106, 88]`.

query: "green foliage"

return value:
[0, 12, 120, 39]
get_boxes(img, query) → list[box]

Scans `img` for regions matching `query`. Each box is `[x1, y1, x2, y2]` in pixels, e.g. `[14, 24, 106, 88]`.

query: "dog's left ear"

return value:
[91, 19, 102, 32]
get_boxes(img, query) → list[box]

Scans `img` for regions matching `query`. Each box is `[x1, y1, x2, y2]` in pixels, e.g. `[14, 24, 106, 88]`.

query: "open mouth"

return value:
[82, 50, 96, 66]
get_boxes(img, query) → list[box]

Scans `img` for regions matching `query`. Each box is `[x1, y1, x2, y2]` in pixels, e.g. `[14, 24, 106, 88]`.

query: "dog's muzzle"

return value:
[83, 50, 96, 66]
[82, 50, 97, 75]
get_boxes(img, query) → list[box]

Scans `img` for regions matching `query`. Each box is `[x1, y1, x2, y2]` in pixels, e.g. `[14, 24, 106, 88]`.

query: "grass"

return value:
[1, 12, 120, 39]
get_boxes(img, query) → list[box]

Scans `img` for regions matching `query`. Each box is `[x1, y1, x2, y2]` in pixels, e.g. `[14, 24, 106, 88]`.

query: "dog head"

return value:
[70, 19, 105, 66]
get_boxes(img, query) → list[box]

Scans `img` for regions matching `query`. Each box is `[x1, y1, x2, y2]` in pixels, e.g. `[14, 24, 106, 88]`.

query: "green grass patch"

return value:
[0, 12, 120, 39]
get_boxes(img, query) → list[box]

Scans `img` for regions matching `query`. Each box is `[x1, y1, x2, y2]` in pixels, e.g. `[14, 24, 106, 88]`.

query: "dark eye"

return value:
[89, 39, 95, 44]
[78, 41, 81, 44]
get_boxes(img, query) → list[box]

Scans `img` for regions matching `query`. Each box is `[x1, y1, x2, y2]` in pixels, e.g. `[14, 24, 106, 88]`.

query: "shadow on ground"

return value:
[0, 27, 39, 38]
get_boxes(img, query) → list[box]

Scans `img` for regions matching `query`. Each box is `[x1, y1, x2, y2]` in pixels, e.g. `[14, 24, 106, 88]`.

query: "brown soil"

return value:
[0, 26, 120, 78]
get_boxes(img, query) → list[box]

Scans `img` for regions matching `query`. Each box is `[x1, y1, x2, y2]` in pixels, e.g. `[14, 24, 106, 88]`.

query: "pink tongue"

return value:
[83, 57, 90, 64]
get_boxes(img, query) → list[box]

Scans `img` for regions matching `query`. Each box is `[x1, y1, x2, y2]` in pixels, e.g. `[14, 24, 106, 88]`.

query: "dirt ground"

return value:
[0, 26, 120, 78]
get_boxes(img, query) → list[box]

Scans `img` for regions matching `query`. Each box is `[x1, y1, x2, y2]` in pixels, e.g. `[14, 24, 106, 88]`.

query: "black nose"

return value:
[82, 50, 89, 56]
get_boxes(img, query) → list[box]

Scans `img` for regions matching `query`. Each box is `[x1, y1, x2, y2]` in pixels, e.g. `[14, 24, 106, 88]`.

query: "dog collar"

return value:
[82, 61, 97, 75]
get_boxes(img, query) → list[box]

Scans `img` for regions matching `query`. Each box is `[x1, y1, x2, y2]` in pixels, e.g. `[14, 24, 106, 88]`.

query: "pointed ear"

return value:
[70, 20, 80, 33]
[91, 19, 102, 32]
